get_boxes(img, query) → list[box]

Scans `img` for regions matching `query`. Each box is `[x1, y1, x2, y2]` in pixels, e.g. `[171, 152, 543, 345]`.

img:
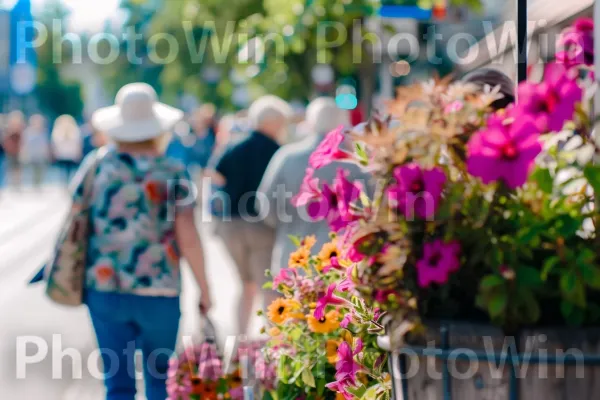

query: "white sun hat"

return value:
[92, 83, 184, 143]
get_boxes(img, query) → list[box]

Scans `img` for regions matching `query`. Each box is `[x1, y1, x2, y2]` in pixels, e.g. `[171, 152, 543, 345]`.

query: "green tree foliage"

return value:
[35, 1, 84, 119]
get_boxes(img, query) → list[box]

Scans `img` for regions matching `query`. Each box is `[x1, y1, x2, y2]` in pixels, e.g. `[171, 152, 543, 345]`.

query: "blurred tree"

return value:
[101, 0, 483, 111]
[34, 0, 84, 120]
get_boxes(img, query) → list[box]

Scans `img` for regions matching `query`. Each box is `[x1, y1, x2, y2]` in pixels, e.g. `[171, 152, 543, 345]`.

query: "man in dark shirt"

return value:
[207, 95, 291, 335]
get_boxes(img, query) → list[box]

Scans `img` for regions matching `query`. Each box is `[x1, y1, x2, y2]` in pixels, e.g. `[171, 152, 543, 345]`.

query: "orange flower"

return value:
[326, 339, 341, 364]
[302, 235, 317, 250]
[190, 377, 218, 399]
[95, 265, 114, 284]
[267, 298, 301, 324]
[288, 247, 310, 269]
[228, 369, 243, 389]
[318, 240, 339, 270]
[307, 310, 340, 334]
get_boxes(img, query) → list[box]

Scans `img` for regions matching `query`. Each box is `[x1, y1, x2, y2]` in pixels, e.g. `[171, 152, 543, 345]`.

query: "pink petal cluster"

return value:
[416, 240, 461, 288]
[517, 62, 583, 133]
[314, 283, 346, 320]
[387, 163, 446, 220]
[294, 168, 363, 232]
[326, 339, 363, 400]
[467, 112, 541, 189]
[308, 126, 352, 169]
[556, 18, 594, 75]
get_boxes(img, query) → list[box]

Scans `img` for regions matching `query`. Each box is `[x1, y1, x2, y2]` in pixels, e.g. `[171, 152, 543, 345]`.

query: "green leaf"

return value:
[288, 235, 301, 247]
[301, 369, 315, 388]
[480, 275, 504, 290]
[560, 271, 577, 293]
[361, 386, 378, 400]
[560, 271, 586, 308]
[262, 390, 275, 400]
[517, 266, 543, 288]
[583, 165, 600, 194]
[262, 281, 273, 290]
[488, 292, 508, 318]
[531, 168, 554, 194]
[541, 256, 560, 281]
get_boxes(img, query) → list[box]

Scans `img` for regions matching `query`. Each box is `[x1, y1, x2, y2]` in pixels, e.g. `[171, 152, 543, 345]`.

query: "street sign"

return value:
[0, 11, 10, 92]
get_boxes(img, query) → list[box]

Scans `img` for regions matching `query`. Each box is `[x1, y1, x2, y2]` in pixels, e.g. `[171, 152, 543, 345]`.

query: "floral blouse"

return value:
[72, 151, 195, 297]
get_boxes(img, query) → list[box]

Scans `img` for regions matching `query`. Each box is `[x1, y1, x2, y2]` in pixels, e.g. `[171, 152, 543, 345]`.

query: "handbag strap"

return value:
[80, 147, 109, 208]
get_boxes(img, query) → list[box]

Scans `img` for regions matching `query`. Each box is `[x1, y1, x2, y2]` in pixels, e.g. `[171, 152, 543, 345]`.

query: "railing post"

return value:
[517, 0, 528, 83]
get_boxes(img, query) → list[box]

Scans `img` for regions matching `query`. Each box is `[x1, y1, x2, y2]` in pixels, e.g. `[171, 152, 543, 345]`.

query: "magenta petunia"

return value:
[333, 168, 363, 223]
[467, 112, 541, 189]
[556, 18, 594, 72]
[305, 169, 362, 232]
[292, 168, 321, 207]
[308, 126, 351, 169]
[387, 163, 446, 220]
[326, 339, 363, 398]
[416, 240, 461, 288]
[517, 62, 583, 133]
[314, 283, 346, 320]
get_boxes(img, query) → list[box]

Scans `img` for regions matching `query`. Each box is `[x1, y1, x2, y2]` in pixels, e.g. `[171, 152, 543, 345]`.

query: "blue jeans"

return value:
[86, 290, 181, 400]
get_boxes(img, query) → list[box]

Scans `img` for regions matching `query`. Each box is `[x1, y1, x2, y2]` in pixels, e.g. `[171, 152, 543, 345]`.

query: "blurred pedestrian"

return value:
[82, 83, 212, 400]
[207, 95, 291, 335]
[51, 114, 83, 184]
[2, 111, 26, 189]
[20, 114, 51, 188]
[188, 104, 217, 171]
[256, 98, 366, 278]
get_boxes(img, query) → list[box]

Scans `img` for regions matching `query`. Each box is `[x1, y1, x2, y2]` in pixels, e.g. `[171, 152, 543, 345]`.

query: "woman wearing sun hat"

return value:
[76, 82, 212, 400]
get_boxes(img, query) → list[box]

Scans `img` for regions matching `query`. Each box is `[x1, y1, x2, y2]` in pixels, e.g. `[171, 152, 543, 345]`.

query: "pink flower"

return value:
[444, 100, 464, 114]
[273, 268, 296, 288]
[556, 18, 594, 73]
[338, 266, 356, 292]
[333, 169, 363, 223]
[314, 283, 346, 320]
[387, 163, 446, 220]
[340, 312, 354, 329]
[467, 112, 541, 189]
[326, 339, 363, 397]
[305, 169, 362, 232]
[292, 168, 321, 207]
[416, 240, 461, 288]
[517, 63, 583, 132]
[308, 126, 351, 169]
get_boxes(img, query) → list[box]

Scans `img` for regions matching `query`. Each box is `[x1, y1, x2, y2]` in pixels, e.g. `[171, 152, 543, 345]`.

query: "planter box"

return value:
[386, 322, 600, 400]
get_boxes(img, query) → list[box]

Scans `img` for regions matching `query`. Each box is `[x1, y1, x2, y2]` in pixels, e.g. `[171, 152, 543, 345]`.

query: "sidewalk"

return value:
[0, 186, 262, 399]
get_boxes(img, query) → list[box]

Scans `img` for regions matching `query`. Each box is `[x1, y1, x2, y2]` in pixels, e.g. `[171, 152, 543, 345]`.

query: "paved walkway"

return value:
[0, 185, 262, 399]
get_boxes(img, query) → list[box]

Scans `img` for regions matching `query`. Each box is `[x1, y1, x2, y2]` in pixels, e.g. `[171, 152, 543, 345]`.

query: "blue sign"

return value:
[0, 10, 10, 92]
[378, 5, 433, 20]
[10, 0, 37, 95]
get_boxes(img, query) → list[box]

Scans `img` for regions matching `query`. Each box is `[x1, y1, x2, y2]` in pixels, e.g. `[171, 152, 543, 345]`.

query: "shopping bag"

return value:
[42, 147, 107, 306]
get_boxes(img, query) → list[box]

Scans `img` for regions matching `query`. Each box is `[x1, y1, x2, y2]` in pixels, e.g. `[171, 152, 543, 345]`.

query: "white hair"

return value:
[248, 95, 292, 128]
[305, 97, 349, 135]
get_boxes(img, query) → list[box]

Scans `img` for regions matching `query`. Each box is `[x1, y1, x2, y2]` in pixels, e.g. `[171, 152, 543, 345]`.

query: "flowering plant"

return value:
[262, 236, 391, 400]
[167, 341, 274, 400]
[296, 19, 600, 340]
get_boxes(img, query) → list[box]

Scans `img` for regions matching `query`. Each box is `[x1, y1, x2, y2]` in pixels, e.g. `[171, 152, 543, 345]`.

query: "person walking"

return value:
[207, 95, 291, 335]
[2, 111, 26, 190]
[51, 114, 83, 183]
[20, 114, 51, 188]
[256, 97, 367, 278]
[78, 82, 212, 400]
